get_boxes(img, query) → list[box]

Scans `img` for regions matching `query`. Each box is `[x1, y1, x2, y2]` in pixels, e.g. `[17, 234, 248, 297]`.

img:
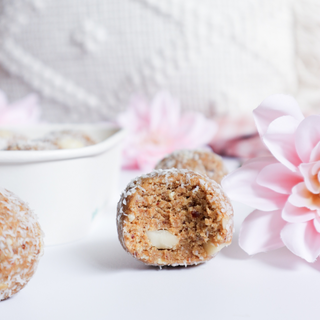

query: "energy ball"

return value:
[117, 169, 234, 267]
[6, 130, 95, 151]
[0, 189, 44, 301]
[0, 130, 28, 150]
[155, 149, 228, 184]
[7, 140, 57, 151]
[42, 130, 95, 149]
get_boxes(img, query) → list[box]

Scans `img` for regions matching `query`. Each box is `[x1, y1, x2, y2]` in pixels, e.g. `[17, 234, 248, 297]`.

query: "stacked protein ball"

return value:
[0, 189, 44, 301]
[155, 149, 228, 184]
[117, 149, 234, 267]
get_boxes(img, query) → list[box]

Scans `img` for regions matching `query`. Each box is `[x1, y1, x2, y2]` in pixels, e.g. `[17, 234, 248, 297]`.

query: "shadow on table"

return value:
[75, 227, 320, 273]
[75, 238, 151, 273]
[221, 233, 320, 272]
[75, 238, 206, 273]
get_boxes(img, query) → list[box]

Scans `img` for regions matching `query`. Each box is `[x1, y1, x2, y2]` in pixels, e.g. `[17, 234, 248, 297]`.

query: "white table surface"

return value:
[2, 161, 320, 320]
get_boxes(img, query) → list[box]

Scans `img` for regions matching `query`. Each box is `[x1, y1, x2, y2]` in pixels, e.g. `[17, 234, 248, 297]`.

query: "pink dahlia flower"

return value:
[117, 92, 217, 171]
[222, 94, 320, 263]
[0, 90, 41, 125]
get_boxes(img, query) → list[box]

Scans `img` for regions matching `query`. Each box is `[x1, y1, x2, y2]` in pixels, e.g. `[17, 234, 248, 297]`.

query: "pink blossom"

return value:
[117, 92, 217, 171]
[0, 90, 41, 125]
[209, 115, 270, 160]
[222, 94, 320, 263]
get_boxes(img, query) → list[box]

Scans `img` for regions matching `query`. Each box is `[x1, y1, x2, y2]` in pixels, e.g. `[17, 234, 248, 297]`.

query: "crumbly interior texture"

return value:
[117, 169, 233, 266]
[155, 150, 228, 184]
[0, 189, 44, 301]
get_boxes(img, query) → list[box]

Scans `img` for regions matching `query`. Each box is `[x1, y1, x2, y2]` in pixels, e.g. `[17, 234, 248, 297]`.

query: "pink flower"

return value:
[222, 94, 320, 263]
[0, 90, 41, 125]
[117, 92, 217, 171]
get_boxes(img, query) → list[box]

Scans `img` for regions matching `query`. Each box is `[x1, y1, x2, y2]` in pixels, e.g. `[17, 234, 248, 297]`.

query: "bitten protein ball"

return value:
[155, 150, 228, 184]
[0, 189, 44, 301]
[117, 169, 234, 266]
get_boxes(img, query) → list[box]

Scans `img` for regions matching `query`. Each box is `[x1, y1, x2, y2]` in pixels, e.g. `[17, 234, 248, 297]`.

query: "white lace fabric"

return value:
[0, 0, 312, 122]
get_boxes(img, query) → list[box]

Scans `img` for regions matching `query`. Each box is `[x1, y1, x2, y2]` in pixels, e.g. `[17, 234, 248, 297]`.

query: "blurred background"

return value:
[0, 0, 319, 163]
[0, 0, 318, 122]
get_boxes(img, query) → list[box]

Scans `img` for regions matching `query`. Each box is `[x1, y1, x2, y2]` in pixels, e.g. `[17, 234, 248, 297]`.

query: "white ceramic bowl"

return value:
[0, 124, 126, 245]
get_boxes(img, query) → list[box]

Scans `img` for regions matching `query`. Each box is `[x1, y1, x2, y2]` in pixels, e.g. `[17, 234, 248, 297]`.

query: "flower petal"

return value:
[180, 112, 217, 147]
[299, 162, 320, 194]
[282, 201, 316, 223]
[262, 115, 301, 171]
[239, 209, 286, 255]
[253, 94, 304, 137]
[295, 115, 320, 163]
[314, 217, 320, 233]
[149, 92, 180, 133]
[257, 162, 302, 194]
[118, 92, 218, 171]
[222, 157, 288, 211]
[309, 141, 320, 162]
[0, 94, 41, 125]
[289, 182, 320, 210]
[117, 96, 149, 132]
[281, 221, 320, 262]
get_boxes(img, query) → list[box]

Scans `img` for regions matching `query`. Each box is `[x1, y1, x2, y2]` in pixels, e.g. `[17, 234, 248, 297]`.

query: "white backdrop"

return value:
[0, 0, 308, 122]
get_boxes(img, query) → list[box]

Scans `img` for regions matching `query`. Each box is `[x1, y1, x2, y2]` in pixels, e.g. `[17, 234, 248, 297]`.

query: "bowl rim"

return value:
[0, 123, 127, 163]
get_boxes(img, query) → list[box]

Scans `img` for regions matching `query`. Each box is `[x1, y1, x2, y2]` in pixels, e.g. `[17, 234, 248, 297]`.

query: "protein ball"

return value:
[117, 169, 234, 267]
[155, 149, 228, 184]
[0, 130, 28, 150]
[0, 189, 44, 301]
[42, 130, 96, 149]
[6, 140, 58, 151]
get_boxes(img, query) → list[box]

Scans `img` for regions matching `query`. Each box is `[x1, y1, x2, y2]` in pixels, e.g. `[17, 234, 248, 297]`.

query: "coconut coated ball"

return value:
[155, 149, 228, 184]
[0, 189, 44, 301]
[117, 169, 234, 266]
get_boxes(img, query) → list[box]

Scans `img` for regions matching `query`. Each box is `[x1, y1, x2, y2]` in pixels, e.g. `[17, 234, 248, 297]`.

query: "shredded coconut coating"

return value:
[155, 149, 228, 184]
[0, 189, 44, 301]
[117, 169, 234, 267]
[42, 130, 95, 149]
[5, 130, 96, 151]
[6, 140, 58, 151]
[0, 130, 28, 151]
